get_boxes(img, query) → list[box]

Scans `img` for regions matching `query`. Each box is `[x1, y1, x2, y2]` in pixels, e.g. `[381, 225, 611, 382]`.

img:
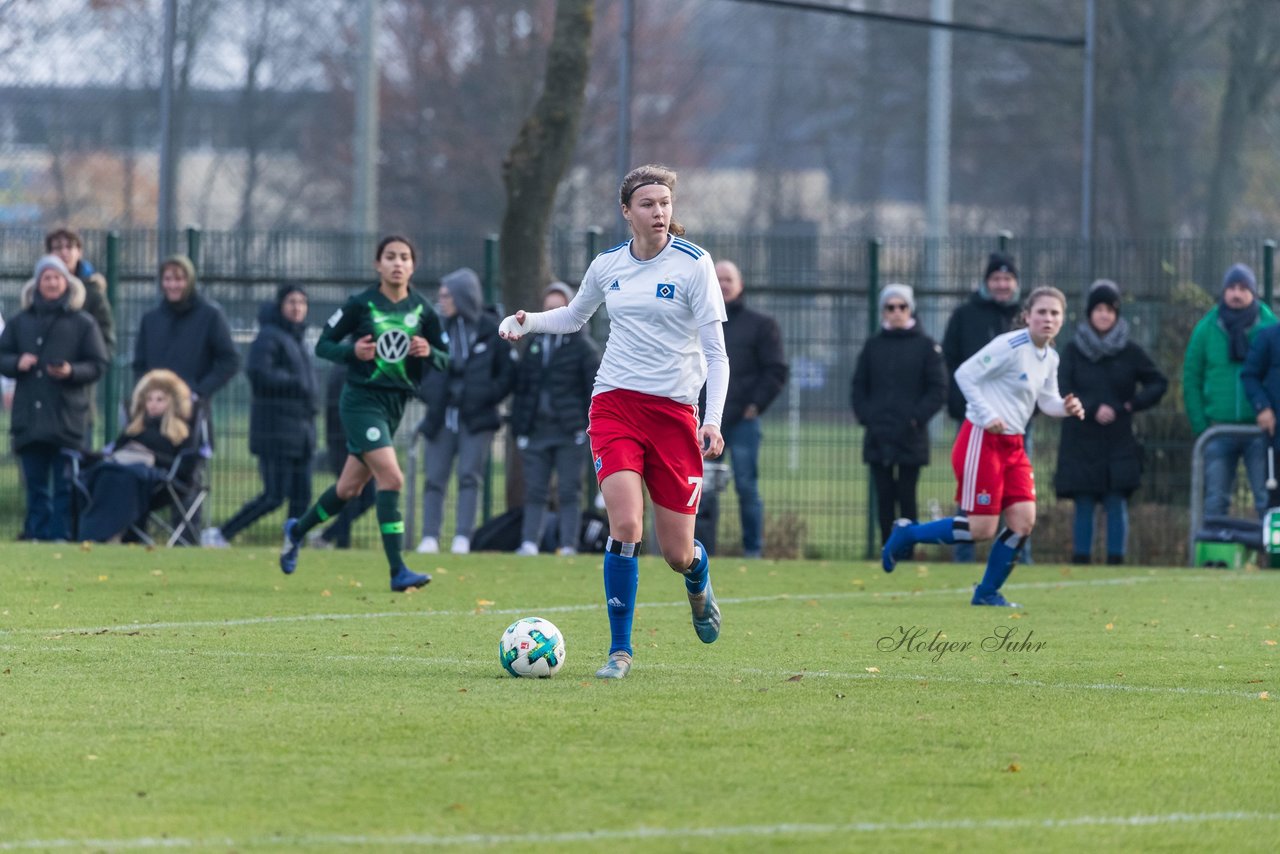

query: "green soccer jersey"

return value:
[316, 285, 449, 391]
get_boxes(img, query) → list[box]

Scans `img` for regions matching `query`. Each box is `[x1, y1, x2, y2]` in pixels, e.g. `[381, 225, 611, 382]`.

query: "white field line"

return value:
[3, 571, 1270, 637]
[0, 645, 1270, 701]
[1, 810, 1277, 850]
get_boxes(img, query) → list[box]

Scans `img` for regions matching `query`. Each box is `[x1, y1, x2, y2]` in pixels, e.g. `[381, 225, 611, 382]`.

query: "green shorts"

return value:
[340, 384, 408, 456]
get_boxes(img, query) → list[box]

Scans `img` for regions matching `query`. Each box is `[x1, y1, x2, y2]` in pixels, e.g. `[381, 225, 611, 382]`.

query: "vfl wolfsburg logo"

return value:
[376, 328, 411, 362]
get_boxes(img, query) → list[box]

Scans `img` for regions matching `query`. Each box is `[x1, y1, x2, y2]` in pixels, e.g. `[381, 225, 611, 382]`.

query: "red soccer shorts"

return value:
[588, 388, 704, 514]
[951, 419, 1036, 515]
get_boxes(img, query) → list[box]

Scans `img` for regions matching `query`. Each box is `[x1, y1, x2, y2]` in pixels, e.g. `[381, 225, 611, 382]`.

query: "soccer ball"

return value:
[499, 617, 566, 678]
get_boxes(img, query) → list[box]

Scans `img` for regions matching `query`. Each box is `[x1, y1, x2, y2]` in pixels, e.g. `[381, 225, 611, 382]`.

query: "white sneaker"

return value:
[200, 527, 230, 548]
[451, 535, 471, 555]
[306, 530, 333, 550]
[556, 546, 577, 557]
[415, 536, 439, 554]
[516, 541, 539, 556]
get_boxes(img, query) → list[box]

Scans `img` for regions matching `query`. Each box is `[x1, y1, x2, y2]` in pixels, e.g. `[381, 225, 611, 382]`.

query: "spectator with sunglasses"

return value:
[851, 283, 947, 548]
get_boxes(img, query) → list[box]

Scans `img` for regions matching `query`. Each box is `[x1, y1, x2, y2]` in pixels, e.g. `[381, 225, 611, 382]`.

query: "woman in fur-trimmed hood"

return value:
[0, 254, 108, 540]
[77, 370, 197, 543]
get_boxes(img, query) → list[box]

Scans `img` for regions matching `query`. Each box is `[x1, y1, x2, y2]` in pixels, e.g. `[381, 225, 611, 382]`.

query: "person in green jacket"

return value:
[1183, 263, 1276, 518]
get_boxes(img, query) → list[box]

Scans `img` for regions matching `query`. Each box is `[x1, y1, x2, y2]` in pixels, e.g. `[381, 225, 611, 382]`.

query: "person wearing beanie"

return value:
[280, 235, 448, 591]
[203, 285, 319, 548]
[851, 283, 947, 548]
[508, 280, 602, 556]
[941, 250, 1025, 562]
[131, 253, 240, 542]
[415, 266, 516, 556]
[1055, 279, 1168, 564]
[0, 253, 108, 540]
[1239, 276, 1280, 510]
[693, 259, 789, 559]
[1184, 262, 1277, 519]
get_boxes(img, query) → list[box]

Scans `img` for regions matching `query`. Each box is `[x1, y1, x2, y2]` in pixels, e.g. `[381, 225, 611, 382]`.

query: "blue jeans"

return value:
[1203, 433, 1268, 518]
[724, 418, 764, 556]
[19, 443, 72, 541]
[1072, 493, 1128, 560]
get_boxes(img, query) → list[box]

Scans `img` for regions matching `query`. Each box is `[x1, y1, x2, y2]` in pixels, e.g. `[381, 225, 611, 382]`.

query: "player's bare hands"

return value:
[699, 424, 724, 459]
[1258, 407, 1276, 437]
[499, 311, 530, 341]
[409, 336, 431, 358]
[354, 334, 376, 361]
[17, 353, 37, 372]
[1063, 393, 1085, 420]
[984, 418, 1007, 434]
[1096, 403, 1116, 425]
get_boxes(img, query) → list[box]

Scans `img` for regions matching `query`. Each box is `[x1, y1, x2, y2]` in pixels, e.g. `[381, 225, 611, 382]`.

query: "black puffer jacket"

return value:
[417, 268, 515, 439]
[509, 330, 601, 437]
[1053, 339, 1167, 498]
[850, 325, 947, 467]
[247, 302, 318, 460]
[941, 292, 1021, 421]
[0, 274, 108, 451]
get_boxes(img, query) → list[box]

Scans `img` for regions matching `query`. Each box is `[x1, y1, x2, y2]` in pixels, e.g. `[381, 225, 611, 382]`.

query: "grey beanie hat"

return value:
[543, 280, 575, 302]
[33, 254, 73, 283]
[879, 282, 915, 314]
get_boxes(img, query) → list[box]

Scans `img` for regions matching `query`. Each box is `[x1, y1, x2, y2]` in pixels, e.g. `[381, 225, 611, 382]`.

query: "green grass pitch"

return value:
[1, 544, 1276, 852]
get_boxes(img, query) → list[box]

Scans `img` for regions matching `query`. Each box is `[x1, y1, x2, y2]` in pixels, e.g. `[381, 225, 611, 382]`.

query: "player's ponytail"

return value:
[619, 164, 685, 236]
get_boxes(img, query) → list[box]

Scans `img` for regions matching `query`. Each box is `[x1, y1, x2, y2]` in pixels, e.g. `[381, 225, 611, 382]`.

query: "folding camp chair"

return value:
[137, 415, 212, 547]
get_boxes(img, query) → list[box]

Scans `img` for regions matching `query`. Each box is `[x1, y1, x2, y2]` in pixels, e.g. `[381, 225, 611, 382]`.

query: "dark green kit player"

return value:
[280, 235, 448, 590]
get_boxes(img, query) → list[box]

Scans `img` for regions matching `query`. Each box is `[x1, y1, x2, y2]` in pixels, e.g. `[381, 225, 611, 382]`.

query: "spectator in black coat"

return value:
[132, 253, 240, 542]
[0, 255, 108, 540]
[203, 285, 318, 546]
[1240, 303, 1280, 510]
[132, 253, 241, 439]
[78, 370, 197, 542]
[942, 252, 1022, 561]
[851, 283, 947, 546]
[46, 229, 116, 361]
[1055, 280, 1167, 564]
[415, 267, 516, 554]
[696, 260, 789, 557]
[509, 281, 601, 555]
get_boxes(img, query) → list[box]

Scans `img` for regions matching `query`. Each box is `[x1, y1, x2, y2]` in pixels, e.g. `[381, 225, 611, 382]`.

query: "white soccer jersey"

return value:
[570, 235, 727, 405]
[954, 329, 1067, 432]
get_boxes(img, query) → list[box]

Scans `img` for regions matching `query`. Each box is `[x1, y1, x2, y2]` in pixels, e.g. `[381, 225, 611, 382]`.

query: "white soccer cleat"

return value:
[451, 535, 471, 555]
[556, 546, 577, 557]
[515, 541, 539, 556]
[200, 527, 229, 549]
[595, 651, 632, 679]
[415, 536, 439, 554]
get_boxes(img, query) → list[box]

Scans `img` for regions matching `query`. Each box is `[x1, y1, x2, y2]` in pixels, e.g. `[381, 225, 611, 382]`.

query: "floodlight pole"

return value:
[1080, 0, 1096, 241]
[352, 0, 381, 236]
[156, 0, 178, 260]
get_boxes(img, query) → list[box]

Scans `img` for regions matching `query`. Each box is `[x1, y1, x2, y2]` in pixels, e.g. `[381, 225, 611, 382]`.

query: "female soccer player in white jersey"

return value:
[499, 164, 729, 679]
[881, 286, 1084, 606]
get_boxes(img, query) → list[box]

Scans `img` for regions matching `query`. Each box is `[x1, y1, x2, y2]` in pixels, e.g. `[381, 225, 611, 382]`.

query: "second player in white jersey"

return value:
[955, 328, 1069, 434]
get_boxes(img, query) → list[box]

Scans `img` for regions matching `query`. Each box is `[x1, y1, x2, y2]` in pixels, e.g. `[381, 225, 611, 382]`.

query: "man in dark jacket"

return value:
[203, 285, 318, 546]
[509, 281, 601, 555]
[0, 255, 108, 540]
[941, 252, 1022, 561]
[132, 253, 241, 540]
[697, 260, 789, 557]
[415, 267, 515, 554]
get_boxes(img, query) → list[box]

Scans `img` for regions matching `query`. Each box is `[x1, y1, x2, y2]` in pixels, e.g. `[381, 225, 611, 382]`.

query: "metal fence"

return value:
[1, 228, 1275, 563]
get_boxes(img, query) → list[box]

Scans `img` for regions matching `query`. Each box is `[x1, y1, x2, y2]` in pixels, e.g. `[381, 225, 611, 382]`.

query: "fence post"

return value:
[997, 230, 1012, 253]
[103, 232, 121, 445]
[482, 233, 499, 524]
[1264, 239, 1275, 307]
[865, 238, 881, 560]
[185, 226, 201, 266]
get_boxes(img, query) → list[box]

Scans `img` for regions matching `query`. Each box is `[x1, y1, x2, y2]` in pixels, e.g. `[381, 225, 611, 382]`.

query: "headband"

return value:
[624, 179, 669, 204]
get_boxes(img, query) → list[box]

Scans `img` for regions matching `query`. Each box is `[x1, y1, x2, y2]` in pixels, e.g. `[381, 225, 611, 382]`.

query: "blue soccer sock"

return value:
[977, 528, 1025, 596]
[683, 539, 709, 596]
[603, 538, 640, 657]
[905, 516, 973, 546]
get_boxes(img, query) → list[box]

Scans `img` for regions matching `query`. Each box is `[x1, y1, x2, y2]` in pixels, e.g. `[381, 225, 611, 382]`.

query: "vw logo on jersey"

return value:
[376, 328, 411, 362]
[366, 426, 381, 442]
[655, 282, 676, 300]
